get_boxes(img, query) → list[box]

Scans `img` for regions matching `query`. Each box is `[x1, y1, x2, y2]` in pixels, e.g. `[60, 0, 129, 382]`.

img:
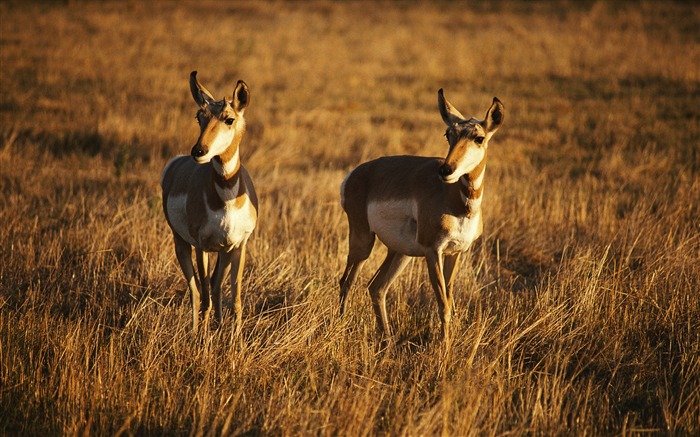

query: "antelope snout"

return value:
[438, 163, 454, 182]
[191, 144, 207, 160]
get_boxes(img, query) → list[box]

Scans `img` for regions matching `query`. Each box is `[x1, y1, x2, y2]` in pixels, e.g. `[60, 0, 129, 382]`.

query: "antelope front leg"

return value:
[173, 234, 200, 330]
[211, 250, 233, 329]
[443, 253, 461, 314]
[230, 245, 246, 337]
[196, 250, 211, 321]
[426, 251, 452, 344]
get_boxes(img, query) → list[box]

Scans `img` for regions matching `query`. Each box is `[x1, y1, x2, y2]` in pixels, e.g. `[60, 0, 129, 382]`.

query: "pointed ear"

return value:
[189, 71, 215, 108]
[483, 97, 504, 133]
[232, 80, 249, 112]
[438, 88, 466, 126]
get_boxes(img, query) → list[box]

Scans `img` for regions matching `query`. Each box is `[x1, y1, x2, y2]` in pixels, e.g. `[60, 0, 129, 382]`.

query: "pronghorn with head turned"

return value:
[161, 71, 258, 333]
[339, 90, 504, 345]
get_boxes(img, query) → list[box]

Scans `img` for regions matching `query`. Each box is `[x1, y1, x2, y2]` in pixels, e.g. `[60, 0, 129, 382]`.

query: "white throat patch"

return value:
[211, 149, 241, 179]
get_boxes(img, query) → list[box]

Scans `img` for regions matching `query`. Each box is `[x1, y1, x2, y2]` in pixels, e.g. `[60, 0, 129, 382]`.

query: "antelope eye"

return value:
[225, 118, 235, 126]
[475, 136, 485, 145]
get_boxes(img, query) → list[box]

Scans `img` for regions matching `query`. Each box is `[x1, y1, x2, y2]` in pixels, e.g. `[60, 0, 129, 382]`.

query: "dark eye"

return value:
[194, 115, 200, 125]
[475, 136, 485, 145]
[225, 118, 235, 126]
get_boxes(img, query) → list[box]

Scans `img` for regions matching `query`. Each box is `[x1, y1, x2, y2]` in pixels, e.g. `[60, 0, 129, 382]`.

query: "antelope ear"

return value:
[438, 88, 466, 126]
[232, 80, 249, 112]
[483, 97, 504, 133]
[189, 71, 215, 108]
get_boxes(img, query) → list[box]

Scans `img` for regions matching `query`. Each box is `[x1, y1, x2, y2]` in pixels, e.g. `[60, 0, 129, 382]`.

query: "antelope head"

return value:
[437, 90, 504, 184]
[189, 71, 249, 164]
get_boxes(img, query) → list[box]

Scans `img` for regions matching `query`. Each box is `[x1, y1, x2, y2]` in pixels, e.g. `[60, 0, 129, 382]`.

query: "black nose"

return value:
[191, 146, 206, 158]
[438, 164, 453, 180]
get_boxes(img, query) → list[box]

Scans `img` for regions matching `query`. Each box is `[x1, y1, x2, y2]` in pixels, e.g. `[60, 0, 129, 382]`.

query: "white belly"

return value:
[367, 199, 425, 257]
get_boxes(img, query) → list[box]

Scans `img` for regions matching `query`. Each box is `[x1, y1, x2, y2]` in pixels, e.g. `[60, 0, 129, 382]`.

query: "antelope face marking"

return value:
[191, 101, 242, 164]
[436, 89, 504, 184]
[189, 74, 249, 164]
[439, 121, 487, 184]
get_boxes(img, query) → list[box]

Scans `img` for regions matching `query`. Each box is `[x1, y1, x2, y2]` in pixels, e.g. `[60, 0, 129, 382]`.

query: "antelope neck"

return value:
[212, 146, 241, 180]
[211, 151, 243, 203]
[457, 153, 486, 209]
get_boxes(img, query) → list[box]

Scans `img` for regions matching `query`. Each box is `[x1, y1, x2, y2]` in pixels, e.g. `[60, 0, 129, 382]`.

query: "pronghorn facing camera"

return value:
[161, 71, 258, 333]
[339, 90, 504, 345]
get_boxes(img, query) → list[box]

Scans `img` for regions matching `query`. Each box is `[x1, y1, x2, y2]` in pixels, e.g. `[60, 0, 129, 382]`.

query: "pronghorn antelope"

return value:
[161, 71, 258, 332]
[339, 90, 504, 345]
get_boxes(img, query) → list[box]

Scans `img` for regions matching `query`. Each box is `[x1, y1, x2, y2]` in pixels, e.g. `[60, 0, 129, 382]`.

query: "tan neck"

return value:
[212, 134, 242, 180]
[457, 152, 486, 214]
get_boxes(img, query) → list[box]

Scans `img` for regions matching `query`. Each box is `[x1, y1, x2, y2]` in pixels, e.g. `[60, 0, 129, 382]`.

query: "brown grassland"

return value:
[1, 1, 699, 435]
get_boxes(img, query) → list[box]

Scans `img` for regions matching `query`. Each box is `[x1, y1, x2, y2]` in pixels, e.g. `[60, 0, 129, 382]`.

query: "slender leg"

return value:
[426, 251, 452, 345]
[368, 250, 411, 344]
[339, 259, 367, 315]
[339, 228, 375, 315]
[211, 250, 233, 329]
[173, 233, 199, 330]
[443, 252, 461, 314]
[196, 250, 211, 320]
[230, 244, 246, 337]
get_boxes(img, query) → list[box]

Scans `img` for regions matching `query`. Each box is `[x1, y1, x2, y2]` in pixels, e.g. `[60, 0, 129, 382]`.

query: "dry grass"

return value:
[1, 1, 699, 435]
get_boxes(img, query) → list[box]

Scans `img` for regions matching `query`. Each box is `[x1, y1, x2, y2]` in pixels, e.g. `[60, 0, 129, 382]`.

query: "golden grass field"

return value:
[1, 1, 699, 435]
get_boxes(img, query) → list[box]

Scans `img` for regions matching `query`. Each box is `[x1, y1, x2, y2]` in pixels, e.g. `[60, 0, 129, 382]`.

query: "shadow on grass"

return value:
[5, 128, 176, 175]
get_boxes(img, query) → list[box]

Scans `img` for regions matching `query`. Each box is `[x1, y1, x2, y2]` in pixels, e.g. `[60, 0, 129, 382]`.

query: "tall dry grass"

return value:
[1, 1, 699, 435]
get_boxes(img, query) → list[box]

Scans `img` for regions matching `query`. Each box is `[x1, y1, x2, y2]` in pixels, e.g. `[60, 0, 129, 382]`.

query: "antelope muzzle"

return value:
[191, 144, 207, 160]
[438, 163, 454, 182]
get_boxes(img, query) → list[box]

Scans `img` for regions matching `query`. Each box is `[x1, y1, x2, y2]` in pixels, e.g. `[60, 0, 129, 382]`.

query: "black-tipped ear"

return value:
[438, 89, 466, 126]
[484, 97, 504, 132]
[190, 71, 215, 108]
[233, 80, 249, 112]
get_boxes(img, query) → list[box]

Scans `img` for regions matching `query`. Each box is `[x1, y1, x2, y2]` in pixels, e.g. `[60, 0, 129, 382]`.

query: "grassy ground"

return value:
[1, 1, 699, 435]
